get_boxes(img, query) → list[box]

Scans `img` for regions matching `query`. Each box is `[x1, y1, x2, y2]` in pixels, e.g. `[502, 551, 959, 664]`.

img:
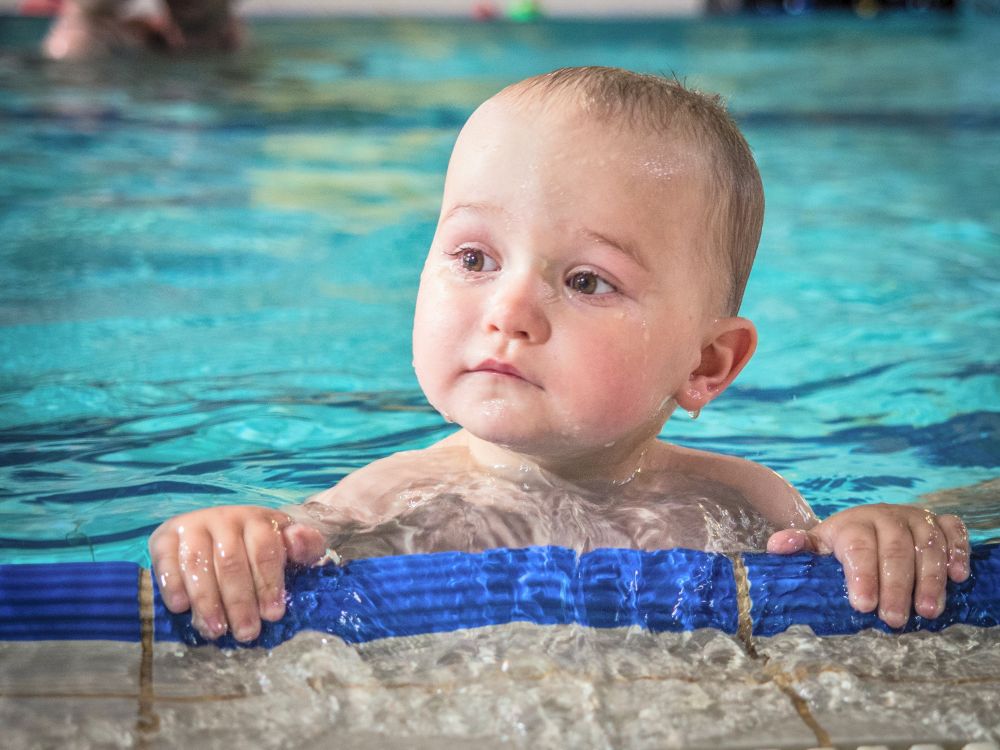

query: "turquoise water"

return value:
[0, 15, 997, 565]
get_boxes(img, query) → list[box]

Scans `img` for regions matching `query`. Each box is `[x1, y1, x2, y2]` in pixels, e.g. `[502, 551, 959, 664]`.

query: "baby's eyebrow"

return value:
[581, 228, 648, 270]
[441, 201, 507, 223]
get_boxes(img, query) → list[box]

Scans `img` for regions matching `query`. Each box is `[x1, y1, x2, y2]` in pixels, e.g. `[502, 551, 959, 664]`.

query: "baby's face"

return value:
[413, 95, 718, 462]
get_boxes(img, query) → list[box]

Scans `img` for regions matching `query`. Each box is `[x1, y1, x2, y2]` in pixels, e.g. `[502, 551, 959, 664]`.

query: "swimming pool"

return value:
[0, 10, 998, 749]
[1, 13, 997, 566]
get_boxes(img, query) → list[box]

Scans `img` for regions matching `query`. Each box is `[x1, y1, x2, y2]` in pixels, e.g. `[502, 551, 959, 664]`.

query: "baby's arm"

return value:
[768, 504, 970, 628]
[149, 506, 326, 641]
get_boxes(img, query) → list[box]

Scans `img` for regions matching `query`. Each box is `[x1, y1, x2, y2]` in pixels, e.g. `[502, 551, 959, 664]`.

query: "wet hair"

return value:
[502, 66, 764, 317]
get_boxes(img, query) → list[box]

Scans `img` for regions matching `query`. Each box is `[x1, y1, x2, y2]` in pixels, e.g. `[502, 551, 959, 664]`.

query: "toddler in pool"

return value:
[150, 67, 970, 643]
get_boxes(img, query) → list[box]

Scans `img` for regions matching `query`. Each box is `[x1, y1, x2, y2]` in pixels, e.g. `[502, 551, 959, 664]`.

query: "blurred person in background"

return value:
[38, 0, 242, 59]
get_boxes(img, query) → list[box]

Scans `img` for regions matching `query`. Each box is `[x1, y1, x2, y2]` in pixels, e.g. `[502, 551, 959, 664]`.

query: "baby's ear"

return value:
[675, 317, 757, 413]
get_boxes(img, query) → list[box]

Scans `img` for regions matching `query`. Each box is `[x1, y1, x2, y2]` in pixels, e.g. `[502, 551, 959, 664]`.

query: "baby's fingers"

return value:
[176, 526, 228, 640]
[911, 512, 949, 620]
[830, 524, 879, 615]
[766, 528, 814, 554]
[282, 523, 327, 566]
[938, 513, 970, 583]
[872, 518, 916, 629]
[245, 513, 292, 624]
[212, 529, 262, 643]
[149, 526, 189, 614]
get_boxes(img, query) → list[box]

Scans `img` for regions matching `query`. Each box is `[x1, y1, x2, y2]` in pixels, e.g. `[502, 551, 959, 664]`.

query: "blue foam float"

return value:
[1, 544, 997, 646]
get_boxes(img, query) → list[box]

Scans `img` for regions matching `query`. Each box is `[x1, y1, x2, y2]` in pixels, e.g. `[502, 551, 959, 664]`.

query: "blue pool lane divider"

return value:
[745, 545, 1000, 636]
[152, 547, 740, 648]
[0, 561, 142, 642]
[1, 545, 998, 647]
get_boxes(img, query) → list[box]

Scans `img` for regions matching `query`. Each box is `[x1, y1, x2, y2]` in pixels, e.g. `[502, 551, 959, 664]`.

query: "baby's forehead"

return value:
[450, 93, 718, 235]
[514, 95, 709, 176]
[466, 92, 708, 176]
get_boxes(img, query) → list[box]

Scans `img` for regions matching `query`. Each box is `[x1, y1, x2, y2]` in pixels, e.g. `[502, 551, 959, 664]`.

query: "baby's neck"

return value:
[446, 429, 666, 497]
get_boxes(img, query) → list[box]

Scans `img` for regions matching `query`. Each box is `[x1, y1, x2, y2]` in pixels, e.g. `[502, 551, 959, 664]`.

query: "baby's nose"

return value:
[482, 272, 552, 344]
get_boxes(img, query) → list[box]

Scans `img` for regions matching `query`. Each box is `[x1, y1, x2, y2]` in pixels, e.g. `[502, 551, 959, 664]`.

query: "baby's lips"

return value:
[466, 358, 542, 388]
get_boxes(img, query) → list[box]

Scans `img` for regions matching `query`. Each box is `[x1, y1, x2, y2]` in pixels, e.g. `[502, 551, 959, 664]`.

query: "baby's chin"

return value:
[457, 418, 553, 455]
[455, 411, 620, 463]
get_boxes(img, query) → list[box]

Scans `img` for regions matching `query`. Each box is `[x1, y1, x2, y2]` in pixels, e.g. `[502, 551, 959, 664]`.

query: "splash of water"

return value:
[289, 448, 774, 561]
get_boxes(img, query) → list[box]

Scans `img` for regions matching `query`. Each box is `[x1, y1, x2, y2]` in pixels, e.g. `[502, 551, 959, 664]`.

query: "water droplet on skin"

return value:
[604, 441, 616, 448]
[481, 399, 507, 419]
[442, 411, 454, 423]
[687, 409, 701, 420]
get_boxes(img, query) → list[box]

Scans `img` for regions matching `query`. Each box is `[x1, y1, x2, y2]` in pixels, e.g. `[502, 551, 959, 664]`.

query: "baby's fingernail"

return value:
[263, 598, 285, 621]
[850, 592, 876, 612]
[880, 608, 906, 628]
[195, 615, 227, 639]
[234, 623, 259, 643]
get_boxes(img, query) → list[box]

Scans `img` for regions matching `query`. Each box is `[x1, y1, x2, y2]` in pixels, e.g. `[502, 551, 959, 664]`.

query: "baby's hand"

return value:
[149, 506, 326, 642]
[766, 504, 970, 628]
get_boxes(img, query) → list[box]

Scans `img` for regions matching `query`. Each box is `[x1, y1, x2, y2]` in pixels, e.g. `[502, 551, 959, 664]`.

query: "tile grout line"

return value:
[731, 552, 832, 748]
[136, 567, 159, 745]
[732, 551, 758, 658]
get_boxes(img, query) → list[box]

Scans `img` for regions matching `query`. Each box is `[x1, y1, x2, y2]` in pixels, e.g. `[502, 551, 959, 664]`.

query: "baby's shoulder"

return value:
[306, 449, 422, 502]
[654, 442, 815, 528]
[304, 444, 468, 521]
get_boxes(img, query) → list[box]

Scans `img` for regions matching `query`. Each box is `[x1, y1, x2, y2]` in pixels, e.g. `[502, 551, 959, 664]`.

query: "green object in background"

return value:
[507, 0, 543, 21]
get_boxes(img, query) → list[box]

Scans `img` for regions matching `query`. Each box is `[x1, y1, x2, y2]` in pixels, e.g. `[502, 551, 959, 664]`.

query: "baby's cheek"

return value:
[571, 345, 664, 432]
[412, 289, 461, 407]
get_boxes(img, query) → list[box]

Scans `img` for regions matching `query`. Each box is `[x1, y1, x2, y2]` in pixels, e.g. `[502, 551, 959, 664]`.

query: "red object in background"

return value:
[19, 0, 63, 15]
[472, 1, 500, 19]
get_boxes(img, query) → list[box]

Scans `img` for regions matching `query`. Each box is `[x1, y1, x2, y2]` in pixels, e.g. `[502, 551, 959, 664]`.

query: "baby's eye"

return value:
[566, 270, 616, 295]
[458, 247, 498, 272]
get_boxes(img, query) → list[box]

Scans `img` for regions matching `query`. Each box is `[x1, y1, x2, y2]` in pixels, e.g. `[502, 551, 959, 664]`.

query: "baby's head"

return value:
[412, 67, 764, 469]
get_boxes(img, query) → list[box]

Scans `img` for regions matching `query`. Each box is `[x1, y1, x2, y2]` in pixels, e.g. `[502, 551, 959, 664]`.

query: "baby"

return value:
[150, 67, 970, 643]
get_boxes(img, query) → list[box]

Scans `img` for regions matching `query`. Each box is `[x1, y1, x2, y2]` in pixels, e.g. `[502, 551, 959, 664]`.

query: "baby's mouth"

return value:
[468, 359, 540, 388]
